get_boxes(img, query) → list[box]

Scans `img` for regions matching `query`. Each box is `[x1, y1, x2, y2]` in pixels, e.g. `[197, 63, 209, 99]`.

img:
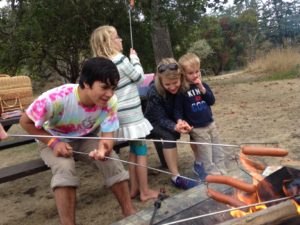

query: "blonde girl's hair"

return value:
[178, 52, 201, 92]
[90, 25, 119, 58]
[155, 58, 183, 97]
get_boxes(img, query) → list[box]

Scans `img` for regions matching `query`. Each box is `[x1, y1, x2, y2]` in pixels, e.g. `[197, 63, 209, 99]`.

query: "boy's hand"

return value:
[89, 148, 108, 161]
[89, 136, 113, 161]
[53, 142, 73, 157]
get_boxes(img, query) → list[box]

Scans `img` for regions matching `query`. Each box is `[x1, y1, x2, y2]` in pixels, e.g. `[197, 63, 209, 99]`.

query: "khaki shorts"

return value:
[38, 138, 129, 189]
[190, 122, 225, 172]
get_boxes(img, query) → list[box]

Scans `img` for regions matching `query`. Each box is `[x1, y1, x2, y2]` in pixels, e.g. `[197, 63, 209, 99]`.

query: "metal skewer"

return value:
[8, 133, 240, 148]
[72, 150, 199, 183]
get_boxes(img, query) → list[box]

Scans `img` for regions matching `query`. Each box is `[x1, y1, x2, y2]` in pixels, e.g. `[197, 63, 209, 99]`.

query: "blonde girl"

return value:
[90, 25, 158, 202]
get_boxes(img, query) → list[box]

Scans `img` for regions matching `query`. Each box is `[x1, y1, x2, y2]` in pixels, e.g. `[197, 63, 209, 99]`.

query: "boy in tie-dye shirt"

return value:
[26, 83, 119, 139]
[20, 57, 136, 224]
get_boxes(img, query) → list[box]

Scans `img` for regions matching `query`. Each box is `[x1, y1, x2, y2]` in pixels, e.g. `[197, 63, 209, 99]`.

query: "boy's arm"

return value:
[20, 112, 52, 144]
[20, 112, 73, 157]
[89, 95, 118, 160]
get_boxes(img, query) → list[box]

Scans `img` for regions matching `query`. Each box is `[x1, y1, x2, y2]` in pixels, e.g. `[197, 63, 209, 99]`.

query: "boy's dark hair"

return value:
[79, 57, 120, 88]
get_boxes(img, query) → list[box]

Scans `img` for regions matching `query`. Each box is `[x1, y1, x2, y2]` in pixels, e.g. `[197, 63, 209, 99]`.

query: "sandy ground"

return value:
[0, 73, 300, 225]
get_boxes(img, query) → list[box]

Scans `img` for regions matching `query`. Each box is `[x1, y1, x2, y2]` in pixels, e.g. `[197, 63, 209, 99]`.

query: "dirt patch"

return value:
[0, 74, 300, 225]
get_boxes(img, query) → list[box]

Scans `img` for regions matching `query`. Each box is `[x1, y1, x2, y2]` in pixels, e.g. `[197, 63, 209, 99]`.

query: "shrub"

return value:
[188, 39, 214, 60]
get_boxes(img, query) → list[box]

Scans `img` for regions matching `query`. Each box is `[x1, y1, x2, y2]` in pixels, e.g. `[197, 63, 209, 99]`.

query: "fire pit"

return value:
[160, 146, 300, 225]
[204, 146, 300, 225]
[112, 146, 300, 225]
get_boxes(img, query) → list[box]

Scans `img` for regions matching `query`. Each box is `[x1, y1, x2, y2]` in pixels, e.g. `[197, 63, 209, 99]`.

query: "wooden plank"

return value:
[0, 116, 20, 127]
[0, 116, 20, 131]
[0, 158, 49, 183]
[0, 136, 35, 150]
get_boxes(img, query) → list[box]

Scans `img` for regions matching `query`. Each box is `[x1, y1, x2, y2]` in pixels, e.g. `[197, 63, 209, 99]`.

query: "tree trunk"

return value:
[150, 0, 173, 65]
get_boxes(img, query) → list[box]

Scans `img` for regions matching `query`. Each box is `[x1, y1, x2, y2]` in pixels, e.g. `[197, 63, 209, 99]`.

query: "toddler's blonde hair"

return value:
[178, 53, 201, 91]
[90, 25, 119, 58]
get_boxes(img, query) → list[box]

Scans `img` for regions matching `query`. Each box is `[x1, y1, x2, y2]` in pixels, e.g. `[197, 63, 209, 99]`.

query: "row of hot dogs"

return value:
[206, 146, 289, 207]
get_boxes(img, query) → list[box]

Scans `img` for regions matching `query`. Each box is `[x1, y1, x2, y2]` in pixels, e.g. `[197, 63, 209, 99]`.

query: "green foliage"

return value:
[0, 0, 152, 81]
[188, 39, 214, 60]
[0, 0, 298, 81]
[259, 0, 300, 46]
[186, 15, 250, 75]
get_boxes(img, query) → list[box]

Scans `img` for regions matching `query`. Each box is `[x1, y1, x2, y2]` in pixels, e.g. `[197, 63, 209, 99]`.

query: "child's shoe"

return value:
[171, 176, 199, 190]
[193, 161, 208, 181]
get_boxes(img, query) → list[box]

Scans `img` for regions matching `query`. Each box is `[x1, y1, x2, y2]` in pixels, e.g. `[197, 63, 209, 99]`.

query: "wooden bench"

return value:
[0, 76, 168, 184]
[0, 126, 167, 183]
[0, 139, 167, 184]
[0, 158, 48, 183]
[0, 136, 36, 150]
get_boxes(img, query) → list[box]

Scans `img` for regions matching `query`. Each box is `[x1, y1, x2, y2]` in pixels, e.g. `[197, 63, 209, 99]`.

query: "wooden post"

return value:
[217, 200, 299, 225]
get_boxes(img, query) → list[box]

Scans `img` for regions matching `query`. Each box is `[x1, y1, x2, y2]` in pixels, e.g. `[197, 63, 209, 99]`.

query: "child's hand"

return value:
[193, 77, 201, 85]
[130, 48, 137, 55]
[181, 120, 193, 133]
[176, 120, 193, 134]
[194, 78, 206, 94]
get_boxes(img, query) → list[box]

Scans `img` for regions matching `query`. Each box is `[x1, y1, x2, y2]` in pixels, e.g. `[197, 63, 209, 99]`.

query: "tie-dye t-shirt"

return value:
[26, 84, 119, 140]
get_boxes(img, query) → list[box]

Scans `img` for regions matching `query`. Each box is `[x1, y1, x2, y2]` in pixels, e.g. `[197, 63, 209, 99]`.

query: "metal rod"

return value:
[8, 133, 241, 148]
[72, 150, 200, 183]
[161, 195, 298, 225]
[128, 6, 133, 48]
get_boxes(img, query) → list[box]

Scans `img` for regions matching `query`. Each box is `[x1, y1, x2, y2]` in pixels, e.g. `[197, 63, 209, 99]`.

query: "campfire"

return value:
[206, 146, 300, 225]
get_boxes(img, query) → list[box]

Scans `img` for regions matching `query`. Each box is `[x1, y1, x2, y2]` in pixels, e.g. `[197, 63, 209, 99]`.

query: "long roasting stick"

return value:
[5, 134, 289, 183]
[6, 133, 254, 148]
[72, 150, 199, 183]
[8, 133, 289, 157]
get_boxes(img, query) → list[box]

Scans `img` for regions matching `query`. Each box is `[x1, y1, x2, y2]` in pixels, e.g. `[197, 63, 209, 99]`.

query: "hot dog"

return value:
[207, 188, 247, 208]
[240, 153, 266, 171]
[241, 146, 288, 157]
[205, 175, 257, 193]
